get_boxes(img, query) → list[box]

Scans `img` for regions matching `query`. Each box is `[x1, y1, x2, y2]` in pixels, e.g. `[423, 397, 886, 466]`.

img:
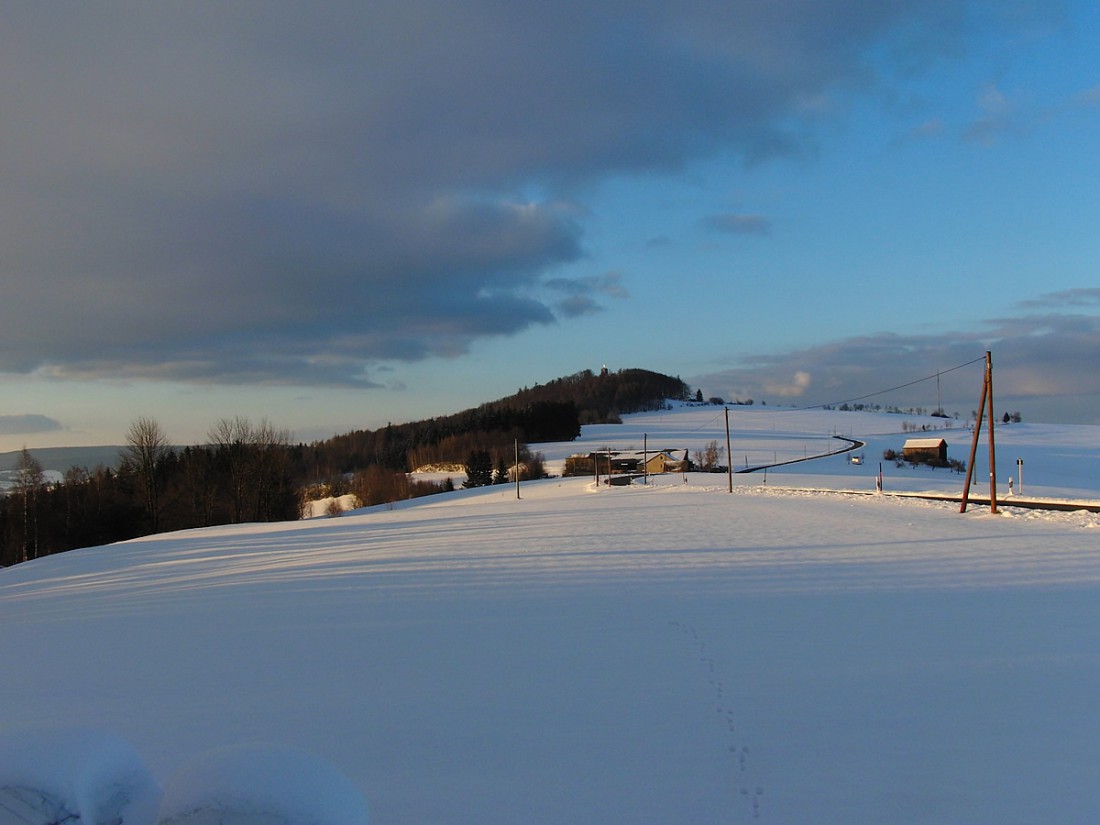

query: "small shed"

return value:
[902, 437, 948, 467]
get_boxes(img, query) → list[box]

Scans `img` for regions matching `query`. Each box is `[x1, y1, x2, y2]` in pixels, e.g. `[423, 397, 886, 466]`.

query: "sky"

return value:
[2, 0, 1099, 452]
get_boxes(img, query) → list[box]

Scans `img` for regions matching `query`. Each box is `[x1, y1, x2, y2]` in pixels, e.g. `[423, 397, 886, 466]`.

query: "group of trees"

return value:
[295, 368, 683, 482]
[692, 440, 725, 472]
[462, 446, 546, 488]
[311, 399, 579, 478]
[0, 416, 301, 567]
[0, 407, 566, 567]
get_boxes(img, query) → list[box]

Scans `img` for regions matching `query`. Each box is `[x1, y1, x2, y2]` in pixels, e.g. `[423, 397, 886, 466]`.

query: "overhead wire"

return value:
[789, 355, 987, 413]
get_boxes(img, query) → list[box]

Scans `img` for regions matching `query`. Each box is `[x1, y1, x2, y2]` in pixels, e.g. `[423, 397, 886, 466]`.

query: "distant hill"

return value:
[314, 367, 692, 474]
[0, 445, 123, 473]
[487, 367, 691, 425]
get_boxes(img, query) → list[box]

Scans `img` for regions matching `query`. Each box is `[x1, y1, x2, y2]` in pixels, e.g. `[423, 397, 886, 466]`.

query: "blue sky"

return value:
[2, 1, 1099, 452]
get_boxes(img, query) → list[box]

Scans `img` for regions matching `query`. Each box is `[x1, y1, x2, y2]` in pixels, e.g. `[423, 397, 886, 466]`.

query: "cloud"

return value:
[545, 272, 630, 317]
[964, 83, 1025, 145]
[1019, 287, 1100, 309]
[0, 414, 64, 436]
[691, 300, 1100, 424]
[0, 1, 984, 386]
[701, 213, 774, 236]
[763, 371, 813, 399]
[909, 117, 946, 140]
[1073, 84, 1100, 108]
[962, 77, 1100, 148]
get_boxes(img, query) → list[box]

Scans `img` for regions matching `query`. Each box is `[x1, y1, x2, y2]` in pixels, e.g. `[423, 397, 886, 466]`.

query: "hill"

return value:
[0, 445, 123, 473]
[308, 366, 689, 475]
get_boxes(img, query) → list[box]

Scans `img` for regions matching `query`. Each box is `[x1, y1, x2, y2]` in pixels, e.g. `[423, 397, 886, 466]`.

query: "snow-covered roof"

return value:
[903, 437, 947, 448]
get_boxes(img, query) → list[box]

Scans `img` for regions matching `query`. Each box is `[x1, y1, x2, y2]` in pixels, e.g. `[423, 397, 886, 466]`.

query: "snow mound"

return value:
[157, 745, 368, 825]
[0, 727, 161, 825]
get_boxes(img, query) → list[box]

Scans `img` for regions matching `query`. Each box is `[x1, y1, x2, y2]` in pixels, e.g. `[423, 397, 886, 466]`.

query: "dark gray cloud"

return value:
[0, 414, 64, 436]
[692, 305, 1100, 424]
[0, 0, 980, 386]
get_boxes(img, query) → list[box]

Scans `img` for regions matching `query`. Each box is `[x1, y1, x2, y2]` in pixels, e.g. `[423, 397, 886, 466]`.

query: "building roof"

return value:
[903, 437, 947, 449]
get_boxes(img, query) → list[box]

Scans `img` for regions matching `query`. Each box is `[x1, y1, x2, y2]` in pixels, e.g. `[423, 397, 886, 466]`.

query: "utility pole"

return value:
[515, 438, 521, 500]
[725, 407, 733, 494]
[961, 351, 998, 514]
[986, 351, 998, 513]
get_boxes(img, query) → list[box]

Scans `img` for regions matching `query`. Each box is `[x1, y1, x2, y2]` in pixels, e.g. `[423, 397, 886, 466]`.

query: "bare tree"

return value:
[13, 448, 44, 561]
[121, 416, 171, 533]
[693, 440, 723, 471]
[209, 416, 253, 523]
[208, 416, 293, 522]
[251, 418, 292, 521]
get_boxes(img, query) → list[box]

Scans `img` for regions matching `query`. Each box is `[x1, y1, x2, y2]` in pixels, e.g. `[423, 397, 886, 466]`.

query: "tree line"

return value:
[0, 417, 306, 567]
[0, 408, 569, 567]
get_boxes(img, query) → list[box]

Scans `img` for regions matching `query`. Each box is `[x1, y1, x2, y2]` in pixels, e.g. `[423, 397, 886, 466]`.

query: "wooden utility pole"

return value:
[960, 351, 998, 513]
[515, 438, 521, 500]
[725, 407, 733, 493]
[986, 351, 998, 513]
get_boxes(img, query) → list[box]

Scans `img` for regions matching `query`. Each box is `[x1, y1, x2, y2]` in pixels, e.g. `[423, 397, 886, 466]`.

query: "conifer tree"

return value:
[463, 450, 493, 488]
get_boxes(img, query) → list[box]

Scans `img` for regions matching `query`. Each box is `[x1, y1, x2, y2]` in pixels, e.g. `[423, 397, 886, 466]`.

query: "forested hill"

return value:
[312, 368, 691, 475]
[491, 368, 690, 425]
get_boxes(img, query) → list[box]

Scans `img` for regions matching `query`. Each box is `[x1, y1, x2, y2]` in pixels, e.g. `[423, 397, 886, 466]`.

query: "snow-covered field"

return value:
[3, 405, 1100, 824]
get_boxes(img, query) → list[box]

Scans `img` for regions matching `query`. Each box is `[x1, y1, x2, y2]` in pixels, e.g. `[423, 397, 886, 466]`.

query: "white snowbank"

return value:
[301, 494, 360, 519]
[158, 746, 367, 825]
[0, 727, 161, 825]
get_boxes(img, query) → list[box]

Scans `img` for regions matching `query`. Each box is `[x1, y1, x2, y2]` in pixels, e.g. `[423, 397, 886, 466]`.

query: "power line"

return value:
[794, 355, 987, 412]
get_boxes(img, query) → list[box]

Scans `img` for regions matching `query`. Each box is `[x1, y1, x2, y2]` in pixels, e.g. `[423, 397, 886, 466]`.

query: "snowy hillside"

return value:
[2, 405, 1100, 824]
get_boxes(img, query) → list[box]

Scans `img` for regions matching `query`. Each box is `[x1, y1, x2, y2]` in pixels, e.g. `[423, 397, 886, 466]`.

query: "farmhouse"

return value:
[564, 449, 690, 477]
[641, 450, 689, 474]
[563, 452, 639, 477]
[902, 437, 948, 467]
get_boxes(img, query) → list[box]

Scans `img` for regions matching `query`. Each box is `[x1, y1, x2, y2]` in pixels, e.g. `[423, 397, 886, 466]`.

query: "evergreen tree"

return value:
[493, 456, 510, 484]
[463, 450, 493, 488]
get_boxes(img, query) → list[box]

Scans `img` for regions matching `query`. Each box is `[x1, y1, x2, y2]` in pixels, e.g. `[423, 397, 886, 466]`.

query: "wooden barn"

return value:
[902, 437, 948, 467]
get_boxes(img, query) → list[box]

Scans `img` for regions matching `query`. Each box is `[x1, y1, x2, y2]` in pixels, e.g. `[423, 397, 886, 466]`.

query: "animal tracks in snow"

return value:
[669, 620, 767, 820]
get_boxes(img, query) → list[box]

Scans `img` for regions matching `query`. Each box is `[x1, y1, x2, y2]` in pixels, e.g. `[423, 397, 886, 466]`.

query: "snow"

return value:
[0, 727, 161, 825]
[301, 493, 360, 519]
[158, 745, 368, 825]
[3, 404, 1100, 824]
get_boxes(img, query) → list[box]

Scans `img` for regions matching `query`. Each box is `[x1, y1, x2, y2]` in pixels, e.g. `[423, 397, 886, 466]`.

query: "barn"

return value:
[902, 437, 948, 467]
